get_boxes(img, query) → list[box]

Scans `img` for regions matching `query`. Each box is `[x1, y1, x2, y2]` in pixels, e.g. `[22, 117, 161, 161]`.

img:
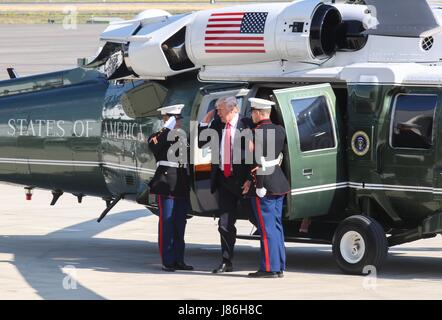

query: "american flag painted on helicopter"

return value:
[204, 12, 268, 54]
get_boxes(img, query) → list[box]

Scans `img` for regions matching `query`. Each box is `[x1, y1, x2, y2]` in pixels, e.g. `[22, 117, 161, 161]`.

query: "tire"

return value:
[332, 215, 388, 275]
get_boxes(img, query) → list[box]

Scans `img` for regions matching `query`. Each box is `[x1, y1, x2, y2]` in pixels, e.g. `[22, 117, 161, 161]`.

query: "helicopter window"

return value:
[120, 81, 168, 118]
[291, 95, 336, 152]
[391, 94, 438, 150]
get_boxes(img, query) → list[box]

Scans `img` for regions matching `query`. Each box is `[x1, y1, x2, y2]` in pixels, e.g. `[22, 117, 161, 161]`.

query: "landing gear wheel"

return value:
[332, 215, 388, 275]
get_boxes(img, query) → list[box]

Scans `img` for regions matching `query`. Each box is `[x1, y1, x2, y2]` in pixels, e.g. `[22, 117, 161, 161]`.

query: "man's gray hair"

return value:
[216, 96, 239, 111]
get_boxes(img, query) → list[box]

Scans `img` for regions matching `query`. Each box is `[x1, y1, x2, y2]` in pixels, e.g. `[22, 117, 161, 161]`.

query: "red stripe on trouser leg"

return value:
[255, 197, 270, 272]
[158, 195, 163, 262]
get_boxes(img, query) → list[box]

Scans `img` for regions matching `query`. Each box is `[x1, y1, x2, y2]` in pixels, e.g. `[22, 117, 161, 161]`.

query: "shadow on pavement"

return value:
[0, 209, 441, 299]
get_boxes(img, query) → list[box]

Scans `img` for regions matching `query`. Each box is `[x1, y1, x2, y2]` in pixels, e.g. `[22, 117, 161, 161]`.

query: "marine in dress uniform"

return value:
[148, 104, 193, 272]
[244, 98, 290, 278]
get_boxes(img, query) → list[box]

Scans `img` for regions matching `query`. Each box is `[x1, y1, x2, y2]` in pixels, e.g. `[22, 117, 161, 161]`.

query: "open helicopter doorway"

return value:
[190, 82, 348, 223]
[190, 86, 251, 217]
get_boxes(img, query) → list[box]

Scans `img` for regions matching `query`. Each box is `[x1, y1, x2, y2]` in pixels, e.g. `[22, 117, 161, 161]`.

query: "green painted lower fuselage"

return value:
[1, 67, 441, 246]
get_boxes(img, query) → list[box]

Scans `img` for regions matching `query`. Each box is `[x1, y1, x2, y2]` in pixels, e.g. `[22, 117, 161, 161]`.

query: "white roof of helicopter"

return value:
[88, 0, 442, 86]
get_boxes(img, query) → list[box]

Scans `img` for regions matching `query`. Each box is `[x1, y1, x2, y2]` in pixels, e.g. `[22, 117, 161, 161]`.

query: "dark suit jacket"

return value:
[198, 115, 254, 195]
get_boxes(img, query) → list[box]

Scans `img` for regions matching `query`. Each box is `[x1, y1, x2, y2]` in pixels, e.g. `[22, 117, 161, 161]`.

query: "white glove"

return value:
[256, 187, 267, 198]
[163, 116, 176, 130]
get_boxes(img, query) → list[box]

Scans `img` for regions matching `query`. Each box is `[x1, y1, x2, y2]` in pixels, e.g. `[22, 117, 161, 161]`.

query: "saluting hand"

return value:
[202, 110, 216, 124]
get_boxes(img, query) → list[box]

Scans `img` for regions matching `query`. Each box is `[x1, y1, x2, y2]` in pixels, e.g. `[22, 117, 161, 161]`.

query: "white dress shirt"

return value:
[200, 113, 239, 171]
[220, 113, 239, 170]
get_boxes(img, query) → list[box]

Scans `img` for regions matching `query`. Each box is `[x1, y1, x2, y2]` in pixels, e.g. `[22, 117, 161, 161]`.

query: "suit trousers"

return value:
[217, 173, 244, 264]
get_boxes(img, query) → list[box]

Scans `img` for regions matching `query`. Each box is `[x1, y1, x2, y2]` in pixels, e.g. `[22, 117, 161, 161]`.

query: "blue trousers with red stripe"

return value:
[157, 195, 189, 267]
[251, 195, 286, 273]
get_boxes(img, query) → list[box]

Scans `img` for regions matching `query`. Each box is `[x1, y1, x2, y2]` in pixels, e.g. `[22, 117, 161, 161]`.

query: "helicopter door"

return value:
[190, 88, 250, 214]
[273, 84, 341, 220]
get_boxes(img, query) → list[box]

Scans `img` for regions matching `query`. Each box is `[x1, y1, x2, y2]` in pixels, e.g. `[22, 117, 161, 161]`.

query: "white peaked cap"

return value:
[157, 104, 185, 115]
[249, 98, 275, 110]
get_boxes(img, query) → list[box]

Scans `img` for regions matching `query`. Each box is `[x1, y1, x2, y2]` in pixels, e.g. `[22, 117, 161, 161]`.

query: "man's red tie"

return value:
[223, 122, 232, 178]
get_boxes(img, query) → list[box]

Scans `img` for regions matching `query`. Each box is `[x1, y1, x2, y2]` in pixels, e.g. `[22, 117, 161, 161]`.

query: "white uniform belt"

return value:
[260, 153, 283, 171]
[157, 161, 187, 168]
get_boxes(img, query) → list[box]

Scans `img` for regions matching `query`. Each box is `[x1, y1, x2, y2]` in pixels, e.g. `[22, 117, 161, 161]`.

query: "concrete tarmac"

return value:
[0, 185, 441, 300]
[0, 24, 441, 300]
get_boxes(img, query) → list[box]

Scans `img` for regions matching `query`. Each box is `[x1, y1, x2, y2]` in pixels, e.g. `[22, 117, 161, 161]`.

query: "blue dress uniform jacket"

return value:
[148, 127, 190, 198]
[249, 119, 290, 273]
[251, 119, 290, 196]
[148, 126, 190, 268]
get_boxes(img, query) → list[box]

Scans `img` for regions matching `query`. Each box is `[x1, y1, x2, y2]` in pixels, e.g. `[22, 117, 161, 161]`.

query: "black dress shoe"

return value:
[212, 262, 233, 273]
[162, 265, 176, 272]
[277, 271, 284, 278]
[174, 262, 194, 271]
[248, 271, 278, 278]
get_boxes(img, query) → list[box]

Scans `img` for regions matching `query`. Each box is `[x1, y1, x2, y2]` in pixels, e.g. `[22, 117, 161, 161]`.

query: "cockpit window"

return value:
[391, 94, 438, 149]
[291, 95, 336, 152]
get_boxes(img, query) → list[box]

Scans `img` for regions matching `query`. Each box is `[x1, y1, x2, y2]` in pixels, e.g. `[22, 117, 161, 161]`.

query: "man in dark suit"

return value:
[198, 96, 254, 273]
[148, 104, 193, 272]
